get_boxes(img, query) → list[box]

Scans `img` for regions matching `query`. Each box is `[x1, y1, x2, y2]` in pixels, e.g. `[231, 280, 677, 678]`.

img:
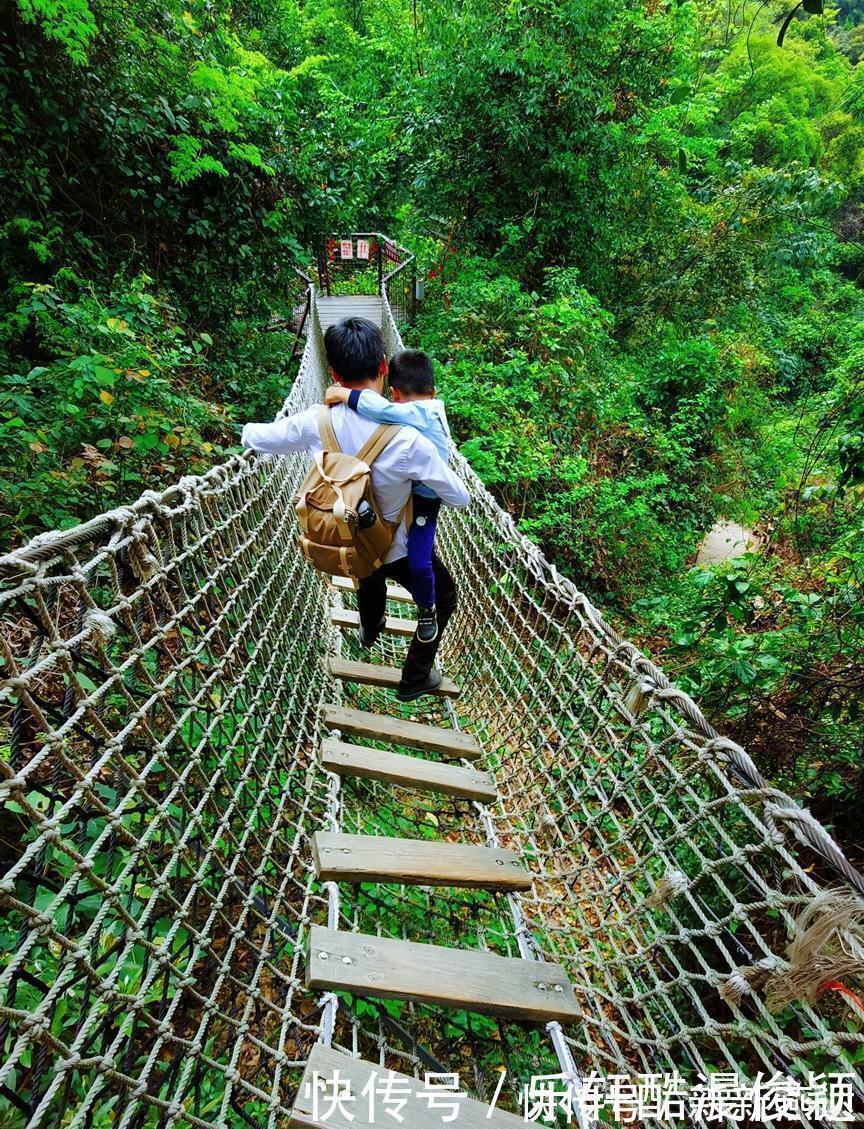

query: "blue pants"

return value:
[406, 496, 441, 607]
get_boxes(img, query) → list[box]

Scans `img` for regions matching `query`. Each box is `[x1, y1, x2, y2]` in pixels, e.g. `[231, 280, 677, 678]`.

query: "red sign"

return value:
[382, 241, 402, 264]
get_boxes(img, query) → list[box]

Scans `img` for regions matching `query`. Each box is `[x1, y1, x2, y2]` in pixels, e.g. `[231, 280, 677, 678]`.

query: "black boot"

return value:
[396, 669, 443, 702]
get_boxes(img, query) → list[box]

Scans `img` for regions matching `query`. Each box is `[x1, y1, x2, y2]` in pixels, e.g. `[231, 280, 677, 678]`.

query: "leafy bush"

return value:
[416, 259, 723, 596]
[0, 275, 232, 543]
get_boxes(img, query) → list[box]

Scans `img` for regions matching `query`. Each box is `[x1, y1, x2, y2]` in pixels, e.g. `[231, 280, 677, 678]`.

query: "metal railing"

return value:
[316, 232, 418, 324]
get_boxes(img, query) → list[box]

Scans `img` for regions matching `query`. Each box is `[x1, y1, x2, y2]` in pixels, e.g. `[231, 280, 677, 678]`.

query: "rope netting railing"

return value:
[0, 263, 862, 1128]
[0, 309, 339, 1127]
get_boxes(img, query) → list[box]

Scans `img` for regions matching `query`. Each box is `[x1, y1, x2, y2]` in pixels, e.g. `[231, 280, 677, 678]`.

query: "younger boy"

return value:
[324, 349, 451, 643]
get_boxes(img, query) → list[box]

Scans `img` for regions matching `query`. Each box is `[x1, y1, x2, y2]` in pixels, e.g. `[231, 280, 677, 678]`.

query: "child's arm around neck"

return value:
[325, 385, 450, 463]
[325, 385, 435, 428]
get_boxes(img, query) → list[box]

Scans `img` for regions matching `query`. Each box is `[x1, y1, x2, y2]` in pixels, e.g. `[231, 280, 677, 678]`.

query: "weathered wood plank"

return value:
[289, 1044, 525, 1129]
[312, 831, 530, 891]
[329, 658, 460, 697]
[317, 298, 383, 308]
[330, 608, 417, 638]
[307, 927, 580, 1023]
[322, 706, 482, 760]
[331, 575, 414, 603]
[331, 575, 358, 593]
[317, 296, 383, 329]
[320, 738, 496, 801]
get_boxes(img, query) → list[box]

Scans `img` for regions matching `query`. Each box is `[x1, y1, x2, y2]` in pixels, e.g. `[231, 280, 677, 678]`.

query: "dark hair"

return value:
[324, 318, 385, 384]
[387, 350, 435, 396]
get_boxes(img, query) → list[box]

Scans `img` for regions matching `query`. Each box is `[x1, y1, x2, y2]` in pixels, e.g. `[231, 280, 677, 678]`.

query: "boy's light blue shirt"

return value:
[349, 389, 451, 500]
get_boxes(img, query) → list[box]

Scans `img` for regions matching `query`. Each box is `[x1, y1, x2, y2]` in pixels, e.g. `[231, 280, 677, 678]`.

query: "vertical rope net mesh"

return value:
[1, 271, 862, 1128]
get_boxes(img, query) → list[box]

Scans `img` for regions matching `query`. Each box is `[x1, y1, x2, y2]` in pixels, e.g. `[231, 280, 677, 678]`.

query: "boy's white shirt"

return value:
[240, 403, 469, 562]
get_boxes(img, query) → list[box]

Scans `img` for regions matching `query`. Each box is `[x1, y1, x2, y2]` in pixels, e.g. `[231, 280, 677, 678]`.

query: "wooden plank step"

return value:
[307, 927, 580, 1023]
[312, 831, 530, 891]
[317, 296, 383, 330]
[320, 738, 496, 801]
[329, 658, 460, 698]
[290, 1044, 525, 1128]
[331, 575, 414, 603]
[323, 706, 482, 761]
[330, 608, 417, 638]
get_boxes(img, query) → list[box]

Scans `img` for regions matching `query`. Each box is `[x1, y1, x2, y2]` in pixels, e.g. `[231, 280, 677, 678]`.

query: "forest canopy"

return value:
[1, 0, 863, 850]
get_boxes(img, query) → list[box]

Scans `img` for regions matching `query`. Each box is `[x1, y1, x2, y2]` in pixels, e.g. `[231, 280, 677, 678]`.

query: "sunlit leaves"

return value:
[168, 136, 230, 184]
[17, 0, 97, 62]
[0, 276, 232, 542]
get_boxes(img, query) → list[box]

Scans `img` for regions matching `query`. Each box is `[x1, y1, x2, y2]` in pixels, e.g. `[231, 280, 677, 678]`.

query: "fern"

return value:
[226, 141, 275, 174]
[167, 136, 229, 184]
[17, 0, 97, 62]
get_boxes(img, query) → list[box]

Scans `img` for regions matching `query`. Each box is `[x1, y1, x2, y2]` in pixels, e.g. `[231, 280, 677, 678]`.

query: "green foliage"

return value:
[17, 0, 97, 60]
[417, 259, 738, 595]
[632, 532, 864, 814]
[0, 0, 421, 546]
[0, 275, 234, 541]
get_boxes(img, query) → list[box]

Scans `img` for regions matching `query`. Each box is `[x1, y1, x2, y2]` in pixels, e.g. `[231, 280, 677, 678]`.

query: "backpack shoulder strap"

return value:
[357, 424, 413, 533]
[317, 405, 340, 453]
[356, 423, 402, 467]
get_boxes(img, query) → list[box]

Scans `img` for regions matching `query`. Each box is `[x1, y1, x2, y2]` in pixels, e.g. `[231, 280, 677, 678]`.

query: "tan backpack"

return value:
[294, 407, 410, 580]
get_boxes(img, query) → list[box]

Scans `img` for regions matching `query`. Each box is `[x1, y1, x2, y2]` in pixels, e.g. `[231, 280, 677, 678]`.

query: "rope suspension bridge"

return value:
[1, 233, 862, 1128]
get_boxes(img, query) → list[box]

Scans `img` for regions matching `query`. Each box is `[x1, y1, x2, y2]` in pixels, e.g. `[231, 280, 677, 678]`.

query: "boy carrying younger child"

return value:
[325, 349, 451, 644]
